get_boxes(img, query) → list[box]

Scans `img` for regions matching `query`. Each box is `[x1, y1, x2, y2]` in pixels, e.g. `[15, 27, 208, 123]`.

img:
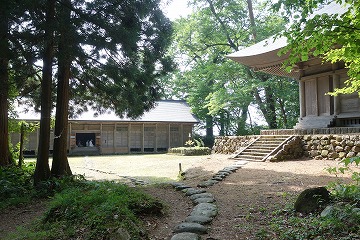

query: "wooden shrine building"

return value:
[12, 100, 199, 155]
[227, 5, 359, 131]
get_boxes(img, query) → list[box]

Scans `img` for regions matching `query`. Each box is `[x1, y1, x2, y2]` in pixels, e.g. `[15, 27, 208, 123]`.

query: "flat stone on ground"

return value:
[192, 197, 216, 205]
[190, 203, 218, 218]
[189, 193, 214, 200]
[211, 177, 224, 181]
[173, 222, 208, 234]
[197, 180, 218, 188]
[223, 167, 237, 172]
[170, 182, 186, 188]
[175, 185, 192, 191]
[185, 215, 213, 224]
[185, 188, 206, 196]
[218, 170, 232, 174]
[171, 232, 200, 240]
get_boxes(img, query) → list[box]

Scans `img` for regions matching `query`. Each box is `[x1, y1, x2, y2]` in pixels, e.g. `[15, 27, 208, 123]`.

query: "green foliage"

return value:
[164, 0, 299, 134]
[274, 0, 360, 95]
[1, 164, 165, 239]
[0, 163, 35, 209]
[9, 181, 163, 240]
[168, 147, 211, 156]
[327, 157, 360, 203]
[268, 157, 360, 239]
[270, 210, 359, 239]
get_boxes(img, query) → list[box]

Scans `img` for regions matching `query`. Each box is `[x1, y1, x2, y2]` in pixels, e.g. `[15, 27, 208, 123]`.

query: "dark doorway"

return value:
[76, 133, 96, 147]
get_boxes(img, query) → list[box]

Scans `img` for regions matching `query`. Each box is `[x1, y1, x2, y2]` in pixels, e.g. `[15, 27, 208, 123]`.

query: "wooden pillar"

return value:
[333, 74, 340, 115]
[315, 78, 319, 116]
[299, 81, 306, 118]
[168, 123, 171, 149]
[180, 124, 184, 146]
[142, 123, 145, 153]
[128, 123, 131, 153]
[155, 123, 158, 153]
[100, 123, 103, 154]
[113, 123, 116, 153]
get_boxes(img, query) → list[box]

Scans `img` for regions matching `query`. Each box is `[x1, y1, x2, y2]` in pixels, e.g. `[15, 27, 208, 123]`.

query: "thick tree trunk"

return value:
[236, 105, 249, 135]
[264, 85, 278, 129]
[51, 0, 72, 177]
[205, 114, 214, 139]
[254, 88, 278, 129]
[0, 2, 12, 167]
[219, 111, 225, 136]
[34, 0, 55, 185]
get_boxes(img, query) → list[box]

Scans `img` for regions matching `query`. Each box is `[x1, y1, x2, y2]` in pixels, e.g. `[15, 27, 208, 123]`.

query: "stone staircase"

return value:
[232, 135, 292, 162]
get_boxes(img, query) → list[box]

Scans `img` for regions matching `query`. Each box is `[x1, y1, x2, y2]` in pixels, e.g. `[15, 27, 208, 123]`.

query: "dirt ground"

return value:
[0, 154, 356, 239]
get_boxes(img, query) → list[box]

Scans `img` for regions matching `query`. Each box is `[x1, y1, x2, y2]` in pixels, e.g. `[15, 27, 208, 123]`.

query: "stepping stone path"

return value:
[170, 160, 248, 239]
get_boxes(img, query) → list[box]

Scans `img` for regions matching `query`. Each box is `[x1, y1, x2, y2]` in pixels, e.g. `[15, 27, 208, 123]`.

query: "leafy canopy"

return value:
[274, 0, 360, 95]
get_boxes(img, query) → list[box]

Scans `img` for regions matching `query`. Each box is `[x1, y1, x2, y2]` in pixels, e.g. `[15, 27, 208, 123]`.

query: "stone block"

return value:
[321, 150, 329, 157]
[310, 150, 319, 157]
[329, 152, 338, 159]
[344, 146, 352, 152]
[336, 136, 343, 142]
[346, 152, 356, 158]
[338, 152, 347, 159]
[346, 140, 354, 147]
[335, 146, 344, 152]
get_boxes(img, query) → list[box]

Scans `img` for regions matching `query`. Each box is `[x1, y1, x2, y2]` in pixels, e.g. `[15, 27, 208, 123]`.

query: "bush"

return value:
[168, 147, 211, 156]
[7, 181, 164, 240]
[269, 157, 360, 239]
[0, 163, 35, 209]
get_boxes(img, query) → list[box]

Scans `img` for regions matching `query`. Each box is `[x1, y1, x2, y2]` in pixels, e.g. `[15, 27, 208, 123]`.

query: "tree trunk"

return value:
[219, 111, 225, 136]
[278, 98, 288, 128]
[0, 2, 12, 167]
[34, 0, 55, 185]
[205, 114, 214, 139]
[18, 123, 25, 167]
[236, 105, 249, 135]
[246, 0, 257, 42]
[264, 85, 278, 129]
[51, 0, 72, 177]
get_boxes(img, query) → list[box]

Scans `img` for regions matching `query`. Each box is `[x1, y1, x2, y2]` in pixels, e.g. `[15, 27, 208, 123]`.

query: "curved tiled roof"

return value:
[226, 2, 347, 79]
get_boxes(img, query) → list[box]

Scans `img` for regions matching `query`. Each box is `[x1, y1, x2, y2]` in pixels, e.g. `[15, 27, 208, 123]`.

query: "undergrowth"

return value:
[0, 162, 35, 209]
[1, 164, 164, 240]
[266, 157, 360, 239]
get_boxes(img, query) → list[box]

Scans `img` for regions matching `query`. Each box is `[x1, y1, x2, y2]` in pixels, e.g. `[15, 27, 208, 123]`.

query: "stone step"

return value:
[237, 154, 264, 160]
[251, 143, 281, 148]
[233, 157, 265, 162]
[241, 151, 269, 156]
[243, 148, 273, 153]
[232, 135, 291, 162]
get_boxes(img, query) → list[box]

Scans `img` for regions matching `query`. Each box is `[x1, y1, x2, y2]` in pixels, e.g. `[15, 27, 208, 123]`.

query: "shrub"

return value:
[168, 147, 211, 156]
[0, 163, 35, 209]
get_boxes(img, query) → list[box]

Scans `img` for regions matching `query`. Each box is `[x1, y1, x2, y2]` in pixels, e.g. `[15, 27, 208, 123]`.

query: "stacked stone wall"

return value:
[302, 134, 360, 161]
[270, 136, 304, 162]
[212, 136, 258, 154]
[213, 134, 360, 161]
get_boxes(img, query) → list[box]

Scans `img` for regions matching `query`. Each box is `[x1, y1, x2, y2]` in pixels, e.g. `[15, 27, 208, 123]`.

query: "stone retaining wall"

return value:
[212, 136, 258, 154]
[213, 134, 360, 161]
[269, 136, 304, 162]
[302, 134, 360, 161]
